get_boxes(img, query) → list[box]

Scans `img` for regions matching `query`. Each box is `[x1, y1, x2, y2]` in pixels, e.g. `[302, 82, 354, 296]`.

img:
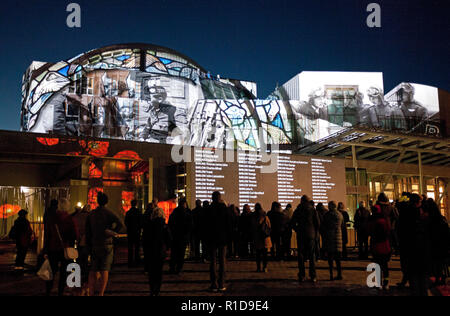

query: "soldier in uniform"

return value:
[297, 88, 325, 120]
[397, 83, 429, 131]
[140, 78, 180, 143]
[366, 87, 404, 131]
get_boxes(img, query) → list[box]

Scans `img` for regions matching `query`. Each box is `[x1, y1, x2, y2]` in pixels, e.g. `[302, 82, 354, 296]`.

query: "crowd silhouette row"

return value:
[8, 191, 449, 296]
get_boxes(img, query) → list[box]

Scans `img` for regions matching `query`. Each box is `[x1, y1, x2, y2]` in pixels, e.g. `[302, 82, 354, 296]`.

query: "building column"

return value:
[418, 152, 424, 195]
[148, 158, 153, 203]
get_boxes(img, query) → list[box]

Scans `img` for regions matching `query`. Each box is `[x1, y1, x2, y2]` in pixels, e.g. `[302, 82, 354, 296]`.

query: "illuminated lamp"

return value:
[113, 150, 142, 161]
[122, 191, 135, 213]
[77, 202, 83, 208]
[36, 137, 60, 146]
[0, 204, 21, 219]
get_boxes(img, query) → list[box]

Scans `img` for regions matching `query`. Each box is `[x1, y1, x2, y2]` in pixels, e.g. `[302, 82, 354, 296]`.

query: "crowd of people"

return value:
[8, 190, 449, 296]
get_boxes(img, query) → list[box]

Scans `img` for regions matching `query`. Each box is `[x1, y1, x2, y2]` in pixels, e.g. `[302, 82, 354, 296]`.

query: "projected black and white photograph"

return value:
[0, 0, 449, 304]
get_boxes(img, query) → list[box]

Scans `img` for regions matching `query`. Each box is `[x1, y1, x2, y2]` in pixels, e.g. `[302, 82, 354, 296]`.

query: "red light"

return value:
[36, 137, 60, 146]
[113, 150, 142, 160]
[0, 204, 21, 219]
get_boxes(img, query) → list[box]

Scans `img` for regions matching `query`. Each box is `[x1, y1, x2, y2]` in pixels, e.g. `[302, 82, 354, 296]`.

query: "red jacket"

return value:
[369, 206, 391, 256]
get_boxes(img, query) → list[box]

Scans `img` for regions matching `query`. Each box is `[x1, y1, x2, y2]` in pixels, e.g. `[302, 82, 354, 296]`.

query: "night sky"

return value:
[0, 0, 448, 131]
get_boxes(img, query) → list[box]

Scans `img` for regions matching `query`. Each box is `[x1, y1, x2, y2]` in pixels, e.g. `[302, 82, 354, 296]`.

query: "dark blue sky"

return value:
[0, 0, 449, 131]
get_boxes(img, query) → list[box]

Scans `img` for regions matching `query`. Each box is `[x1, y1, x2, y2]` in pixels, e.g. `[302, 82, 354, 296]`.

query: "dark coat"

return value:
[11, 217, 33, 248]
[204, 202, 232, 247]
[322, 209, 344, 254]
[377, 201, 398, 230]
[142, 215, 170, 259]
[125, 206, 142, 241]
[354, 206, 371, 234]
[339, 210, 350, 245]
[252, 214, 272, 250]
[239, 211, 254, 242]
[267, 210, 284, 237]
[168, 206, 192, 244]
[291, 202, 320, 241]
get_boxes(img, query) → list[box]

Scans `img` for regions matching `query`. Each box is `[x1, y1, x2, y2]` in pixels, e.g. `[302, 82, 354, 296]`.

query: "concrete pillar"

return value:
[418, 152, 424, 195]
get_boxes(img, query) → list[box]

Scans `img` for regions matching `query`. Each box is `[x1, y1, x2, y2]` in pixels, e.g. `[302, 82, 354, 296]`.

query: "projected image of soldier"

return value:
[366, 87, 404, 130]
[297, 88, 326, 120]
[397, 83, 429, 131]
[140, 77, 178, 143]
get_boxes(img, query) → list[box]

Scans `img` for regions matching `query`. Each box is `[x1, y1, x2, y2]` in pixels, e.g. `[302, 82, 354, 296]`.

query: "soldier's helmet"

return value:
[367, 87, 383, 98]
[399, 83, 415, 95]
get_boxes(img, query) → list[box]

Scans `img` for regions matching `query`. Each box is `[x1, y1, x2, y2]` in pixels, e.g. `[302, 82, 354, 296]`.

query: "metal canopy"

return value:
[296, 127, 450, 167]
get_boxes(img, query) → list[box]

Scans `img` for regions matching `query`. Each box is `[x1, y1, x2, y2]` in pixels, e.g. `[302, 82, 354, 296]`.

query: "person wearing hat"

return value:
[397, 83, 429, 131]
[296, 88, 326, 120]
[366, 87, 404, 130]
[9, 209, 33, 270]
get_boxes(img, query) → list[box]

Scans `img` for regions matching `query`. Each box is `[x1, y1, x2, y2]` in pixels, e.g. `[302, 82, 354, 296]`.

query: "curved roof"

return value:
[68, 43, 207, 73]
[28, 43, 207, 80]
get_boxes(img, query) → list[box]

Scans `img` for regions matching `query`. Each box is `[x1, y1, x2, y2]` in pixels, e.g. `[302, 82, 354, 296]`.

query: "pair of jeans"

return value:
[15, 245, 28, 267]
[170, 240, 187, 273]
[45, 251, 69, 296]
[297, 237, 316, 279]
[148, 257, 164, 295]
[256, 248, 268, 271]
[209, 245, 227, 289]
[327, 252, 342, 279]
[128, 238, 141, 267]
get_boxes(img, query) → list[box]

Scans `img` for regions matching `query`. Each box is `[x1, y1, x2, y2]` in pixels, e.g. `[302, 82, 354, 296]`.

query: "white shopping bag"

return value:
[37, 259, 53, 281]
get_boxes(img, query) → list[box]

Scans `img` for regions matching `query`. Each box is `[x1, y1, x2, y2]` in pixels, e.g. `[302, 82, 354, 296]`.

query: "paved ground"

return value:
[0, 241, 447, 296]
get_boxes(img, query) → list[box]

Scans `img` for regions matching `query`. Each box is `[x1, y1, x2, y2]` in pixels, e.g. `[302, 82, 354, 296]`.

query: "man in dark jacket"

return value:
[239, 204, 254, 258]
[267, 202, 284, 260]
[191, 200, 203, 261]
[204, 191, 232, 292]
[168, 198, 192, 274]
[291, 195, 320, 283]
[10, 209, 33, 270]
[125, 200, 142, 267]
[354, 201, 371, 259]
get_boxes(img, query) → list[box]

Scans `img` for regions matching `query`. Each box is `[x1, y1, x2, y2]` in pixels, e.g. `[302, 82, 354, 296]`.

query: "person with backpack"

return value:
[10, 209, 33, 270]
[252, 203, 272, 273]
